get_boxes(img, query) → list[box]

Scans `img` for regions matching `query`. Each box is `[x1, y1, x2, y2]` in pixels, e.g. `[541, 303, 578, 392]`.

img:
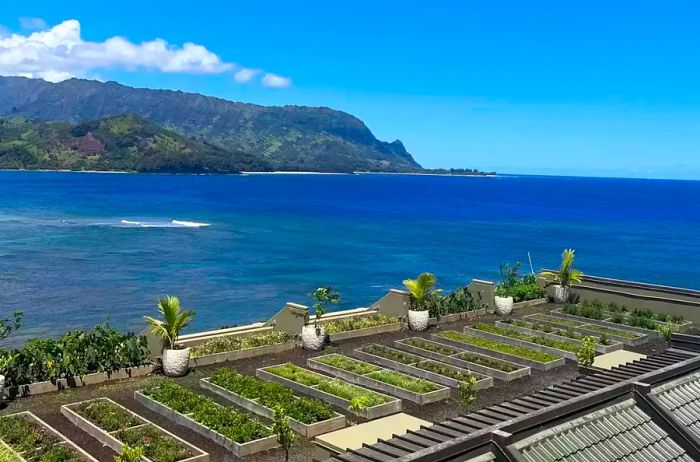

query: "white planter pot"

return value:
[408, 310, 430, 332]
[301, 325, 326, 351]
[552, 285, 569, 304]
[494, 296, 514, 316]
[162, 348, 190, 377]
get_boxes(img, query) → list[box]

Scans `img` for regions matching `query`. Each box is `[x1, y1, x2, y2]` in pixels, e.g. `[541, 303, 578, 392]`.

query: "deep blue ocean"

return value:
[1, 170, 699, 344]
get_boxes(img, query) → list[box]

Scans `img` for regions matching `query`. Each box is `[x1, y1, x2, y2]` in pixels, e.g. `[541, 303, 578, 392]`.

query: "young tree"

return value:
[458, 373, 478, 412]
[273, 405, 295, 462]
[307, 287, 341, 332]
[657, 324, 675, 347]
[576, 336, 597, 373]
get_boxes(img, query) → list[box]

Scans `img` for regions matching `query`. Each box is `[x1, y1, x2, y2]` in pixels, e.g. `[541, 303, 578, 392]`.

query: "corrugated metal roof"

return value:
[514, 399, 693, 462]
[654, 370, 700, 440]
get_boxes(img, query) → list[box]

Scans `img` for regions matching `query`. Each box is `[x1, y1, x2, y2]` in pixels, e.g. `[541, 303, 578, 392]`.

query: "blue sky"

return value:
[1, 1, 699, 179]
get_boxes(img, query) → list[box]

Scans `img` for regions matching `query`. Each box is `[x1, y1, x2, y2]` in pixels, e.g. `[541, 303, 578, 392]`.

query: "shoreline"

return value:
[0, 168, 497, 177]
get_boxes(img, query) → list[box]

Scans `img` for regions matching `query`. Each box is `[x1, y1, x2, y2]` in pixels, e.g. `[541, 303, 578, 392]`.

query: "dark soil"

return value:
[0, 303, 667, 462]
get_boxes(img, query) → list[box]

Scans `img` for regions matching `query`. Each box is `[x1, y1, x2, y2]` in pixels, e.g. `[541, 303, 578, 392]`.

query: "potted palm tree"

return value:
[542, 249, 583, 303]
[403, 273, 442, 331]
[301, 287, 340, 351]
[144, 296, 195, 377]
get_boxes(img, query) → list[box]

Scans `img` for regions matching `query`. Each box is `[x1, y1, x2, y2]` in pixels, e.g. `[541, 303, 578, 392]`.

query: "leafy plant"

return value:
[0, 310, 22, 341]
[435, 331, 560, 363]
[403, 273, 442, 312]
[143, 381, 273, 443]
[272, 406, 295, 462]
[542, 249, 583, 287]
[428, 286, 478, 317]
[365, 370, 439, 394]
[315, 354, 382, 375]
[322, 314, 398, 335]
[306, 287, 341, 330]
[115, 424, 194, 462]
[266, 363, 325, 387]
[115, 445, 144, 462]
[144, 296, 195, 350]
[0, 414, 85, 462]
[190, 331, 289, 358]
[348, 396, 373, 416]
[576, 336, 597, 370]
[75, 399, 141, 432]
[657, 324, 675, 346]
[316, 380, 389, 407]
[361, 344, 422, 365]
[210, 369, 335, 424]
[458, 373, 478, 412]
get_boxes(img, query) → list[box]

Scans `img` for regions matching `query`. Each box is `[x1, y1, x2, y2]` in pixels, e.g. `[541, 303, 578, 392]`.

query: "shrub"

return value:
[494, 263, 545, 302]
[458, 374, 478, 412]
[322, 315, 398, 335]
[143, 381, 272, 443]
[0, 322, 149, 387]
[190, 331, 289, 358]
[114, 445, 144, 462]
[657, 324, 675, 346]
[209, 368, 335, 424]
[272, 406, 295, 462]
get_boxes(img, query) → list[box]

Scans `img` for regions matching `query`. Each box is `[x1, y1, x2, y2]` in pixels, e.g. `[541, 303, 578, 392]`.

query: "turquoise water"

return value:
[1, 171, 699, 343]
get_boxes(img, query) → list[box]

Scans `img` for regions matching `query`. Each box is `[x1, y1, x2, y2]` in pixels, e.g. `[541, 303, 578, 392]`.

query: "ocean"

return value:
[1, 170, 699, 344]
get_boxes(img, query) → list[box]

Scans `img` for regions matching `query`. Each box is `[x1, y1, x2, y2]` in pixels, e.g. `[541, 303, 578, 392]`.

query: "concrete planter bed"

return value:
[199, 377, 345, 437]
[3, 364, 155, 399]
[188, 341, 294, 368]
[549, 310, 662, 338]
[393, 337, 530, 382]
[134, 389, 278, 457]
[431, 332, 565, 371]
[61, 398, 208, 462]
[256, 364, 401, 420]
[522, 313, 648, 346]
[307, 354, 450, 405]
[513, 297, 548, 309]
[463, 326, 580, 362]
[429, 308, 487, 325]
[0, 411, 99, 462]
[494, 321, 623, 354]
[352, 347, 493, 390]
[326, 322, 402, 342]
[601, 311, 693, 333]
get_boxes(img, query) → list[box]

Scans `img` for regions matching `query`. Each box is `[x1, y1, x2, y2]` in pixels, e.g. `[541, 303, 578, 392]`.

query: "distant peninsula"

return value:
[0, 76, 492, 175]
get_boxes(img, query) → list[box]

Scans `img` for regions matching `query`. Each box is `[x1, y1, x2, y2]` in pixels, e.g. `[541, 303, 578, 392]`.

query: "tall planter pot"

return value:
[552, 284, 569, 304]
[494, 296, 514, 316]
[408, 310, 430, 332]
[162, 348, 190, 377]
[301, 325, 325, 351]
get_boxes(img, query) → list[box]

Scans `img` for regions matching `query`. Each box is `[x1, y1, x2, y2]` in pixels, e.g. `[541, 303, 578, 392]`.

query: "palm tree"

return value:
[542, 249, 583, 287]
[144, 296, 195, 350]
[403, 273, 442, 311]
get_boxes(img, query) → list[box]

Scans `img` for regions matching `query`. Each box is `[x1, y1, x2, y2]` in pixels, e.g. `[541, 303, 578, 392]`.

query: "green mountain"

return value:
[0, 115, 268, 173]
[0, 76, 421, 173]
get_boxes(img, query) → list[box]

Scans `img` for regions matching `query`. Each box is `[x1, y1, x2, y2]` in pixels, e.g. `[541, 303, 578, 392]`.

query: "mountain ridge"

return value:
[0, 76, 421, 173]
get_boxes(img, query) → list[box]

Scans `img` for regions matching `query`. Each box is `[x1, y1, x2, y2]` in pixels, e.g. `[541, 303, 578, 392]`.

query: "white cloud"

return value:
[233, 68, 259, 83]
[261, 72, 292, 88]
[19, 17, 48, 31]
[0, 19, 292, 88]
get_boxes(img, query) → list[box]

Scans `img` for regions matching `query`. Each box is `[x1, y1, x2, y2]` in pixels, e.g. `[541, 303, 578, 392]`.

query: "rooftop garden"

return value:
[190, 330, 290, 358]
[208, 368, 335, 425]
[435, 331, 560, 364]
[322, 314, 399, 335]
[142, 381, 273, 444]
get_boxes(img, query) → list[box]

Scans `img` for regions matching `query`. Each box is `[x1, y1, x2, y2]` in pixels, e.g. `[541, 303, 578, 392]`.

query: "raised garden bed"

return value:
[3, 365, 154, 399]
[353, 344, 492, 390]
[513, 297, 548, 309]
[257, 363, 401, 420]
[429, 308, 488, 325]
[188, 331, 294, 367]
[135, 381, 277, 457]
[393, 337, 530, 382]
[495, 320, 623, 353]
[432, 331, 565, 371]
[550, 309, 662, 338]
[322, 314, 402, 342]
[61, 398, 208, 462]
[307, 354, 450, 405]
[522, 313, 648, 346]
[199, 369, 345, 437]
[0, 411, 99, 462]
[464, 324, 581, 361]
